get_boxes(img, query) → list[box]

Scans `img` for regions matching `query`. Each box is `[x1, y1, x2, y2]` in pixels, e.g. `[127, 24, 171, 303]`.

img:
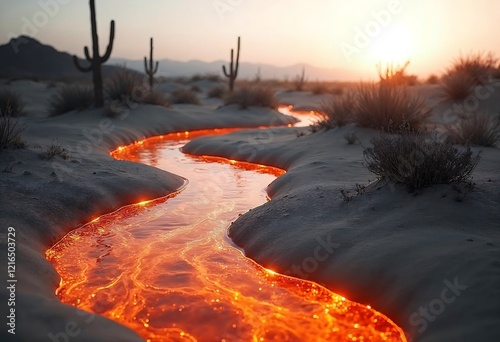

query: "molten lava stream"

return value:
[46, 129, 407, 342]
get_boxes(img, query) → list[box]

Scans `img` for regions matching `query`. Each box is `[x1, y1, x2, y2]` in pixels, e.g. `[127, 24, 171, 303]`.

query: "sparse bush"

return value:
[449, 52, 497, 84]
[441, 52, 498, 101]
[427, 74, 440, 85]
[208, 85, 226, 98]
[313, 92, 356, 130]
[364, 125, 481, 191]
[446, 111, 500, 147]
[344, 132, 358, 144]
[0, 90, 24, 117]
[224, 86, 276, 109]
[355, 83, 430, 130]
[377, 61, 411, 86]
[48, 85, 94, 116]
[105, 71, 169, 107]
[440, 70, 475, 101]
[40, 140, 70, 160]
[169, 88, 200, 105]
[0, 107, 25, 150]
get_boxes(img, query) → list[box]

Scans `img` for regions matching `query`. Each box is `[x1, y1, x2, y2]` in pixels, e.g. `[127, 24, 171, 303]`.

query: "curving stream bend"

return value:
[46, 124, 407, 341]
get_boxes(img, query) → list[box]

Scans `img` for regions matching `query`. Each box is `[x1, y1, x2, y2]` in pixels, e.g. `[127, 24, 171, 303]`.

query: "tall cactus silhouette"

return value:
[73, 0, 115, 107]
[222, 36, 241, 92]
[144, 37, 159, 89]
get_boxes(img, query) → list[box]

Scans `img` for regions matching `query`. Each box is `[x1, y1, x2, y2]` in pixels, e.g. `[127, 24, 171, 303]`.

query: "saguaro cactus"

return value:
[222, 36, 241, 92]
[73, 0, 115, 107]
[144, 37, 159, 89]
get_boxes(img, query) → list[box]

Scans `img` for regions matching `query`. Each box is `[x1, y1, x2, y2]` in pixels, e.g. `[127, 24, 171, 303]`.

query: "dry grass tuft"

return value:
[440, 52, 498, 101]
[40, 140, 70, 160]
[0, 107, 26, 150]
[313, 92, 356, 130]
[0, 89, 25, 117]
[355, 83, 430, 130]
[224, 86, 276, 109]
[446, 111, 500, 147]
[48, 85, 94, 116]
[169, 88, 200, 105]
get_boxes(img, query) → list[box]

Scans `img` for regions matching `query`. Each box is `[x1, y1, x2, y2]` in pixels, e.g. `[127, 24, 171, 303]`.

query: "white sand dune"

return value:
[0, 80, 295, 341]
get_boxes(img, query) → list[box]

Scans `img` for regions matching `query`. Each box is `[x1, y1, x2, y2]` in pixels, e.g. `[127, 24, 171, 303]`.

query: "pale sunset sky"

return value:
[1, 0, 499, 80]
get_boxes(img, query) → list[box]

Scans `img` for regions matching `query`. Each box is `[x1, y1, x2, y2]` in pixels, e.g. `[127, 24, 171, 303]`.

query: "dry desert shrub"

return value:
[48, 85, 94, 116]
[364, 124, 481, 191]
[169, 88, 200, 105]
[313, 92, 356, 130]
[0, 107, 25, 149]
[40, 140, 70, 160]
[207, 85, 226, 98]
[0, 89, 24, 117]
[224, 86, 276, 109]
[441, 52, 498, 101]
[446, 111, 500, 147]
[105, 71, 169, 107]
[355, 83, 430, 130]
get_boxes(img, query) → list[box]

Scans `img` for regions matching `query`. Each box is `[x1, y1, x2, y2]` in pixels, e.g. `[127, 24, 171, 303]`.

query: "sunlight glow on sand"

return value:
[46, 130, 407, 341]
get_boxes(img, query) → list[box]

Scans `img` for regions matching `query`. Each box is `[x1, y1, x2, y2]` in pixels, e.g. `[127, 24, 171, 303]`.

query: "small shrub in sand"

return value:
[48, 85, 94, 116]
[344, 132, 358, 144]
[207, 85, 226, 98]
[440, 70, 475, 102]
[105, 71, 169, 108]
[313, 92, 356, 130]
[426, 74, 440, 85]
[224, 86, 276, 109]
[355, 83, 430, 130]
[0, 107, 26, 150]
[441, 52, 498, 101]
[0, 89, 24, 117]
[40, 140, 70, 160]
[446, 111, 500, 147]
[169, 88, 200, 105]
[364, 124, 481, 191]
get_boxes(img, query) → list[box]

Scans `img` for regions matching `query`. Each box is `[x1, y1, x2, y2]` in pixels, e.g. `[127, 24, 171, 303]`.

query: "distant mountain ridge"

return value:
[109, 58, 357, 81]
[0, 36, 123, 79]
[0, 36, 357, 81]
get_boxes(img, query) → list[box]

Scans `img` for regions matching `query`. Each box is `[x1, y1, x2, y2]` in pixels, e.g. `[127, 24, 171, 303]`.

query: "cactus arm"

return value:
[100, 20, 115, 63]
[222, 65, 230, 77]
[153, 61, 159, 74]
[234, 36, 240, 78]
[84, 46, 92, 61]
[144, 56, 149, 73]
[73, 55, 92, 72]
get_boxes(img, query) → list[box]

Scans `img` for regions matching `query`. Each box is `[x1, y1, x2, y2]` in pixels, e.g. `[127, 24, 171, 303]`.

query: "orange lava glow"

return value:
[46, 129, 407, 342]
[276, 105, 320, 127]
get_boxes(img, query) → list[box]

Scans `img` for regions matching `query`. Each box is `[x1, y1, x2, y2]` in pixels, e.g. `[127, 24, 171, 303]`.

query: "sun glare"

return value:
[370, 25, 415, 65]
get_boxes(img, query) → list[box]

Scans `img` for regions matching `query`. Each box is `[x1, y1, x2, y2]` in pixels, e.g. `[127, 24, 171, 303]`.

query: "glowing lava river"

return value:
[46, 125, 407, 341]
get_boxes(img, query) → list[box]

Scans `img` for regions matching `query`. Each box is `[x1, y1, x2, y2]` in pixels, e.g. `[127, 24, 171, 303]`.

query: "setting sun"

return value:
[369, 24, 416, 65]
